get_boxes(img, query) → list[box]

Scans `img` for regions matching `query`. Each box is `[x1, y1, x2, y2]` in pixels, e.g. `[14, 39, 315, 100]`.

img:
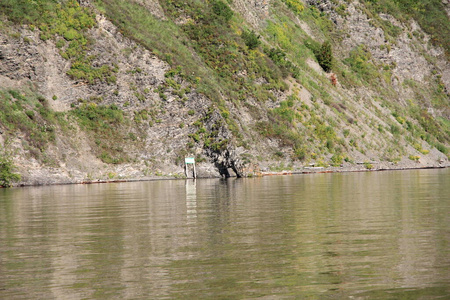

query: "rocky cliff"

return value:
[0, 0, 449, 186]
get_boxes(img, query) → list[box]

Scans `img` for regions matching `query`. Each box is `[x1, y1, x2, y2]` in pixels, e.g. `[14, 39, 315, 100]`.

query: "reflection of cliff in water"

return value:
[0, 169, 449, 298]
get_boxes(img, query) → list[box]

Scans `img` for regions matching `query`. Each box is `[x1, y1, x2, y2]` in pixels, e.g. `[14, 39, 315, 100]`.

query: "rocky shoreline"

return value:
[9, 161, 449, 188]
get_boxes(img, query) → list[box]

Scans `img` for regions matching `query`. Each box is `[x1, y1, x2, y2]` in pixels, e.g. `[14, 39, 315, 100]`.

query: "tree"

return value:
[242, 30, 261, 50]
[316, 41, 333, 72]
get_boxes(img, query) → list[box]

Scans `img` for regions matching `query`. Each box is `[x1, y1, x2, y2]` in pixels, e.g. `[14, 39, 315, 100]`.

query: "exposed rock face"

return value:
[0, 0, 448, 186]
[309, 0, 443, 82]
[210, 148, 245, 178]
[132, 0, 166, 19]
[0, 30, 46, 82]
[306, 0, 449, 115]
[0, 15, 211, 182]
[232, 0, 270, 28]
[444, 0, 450, 18]
[0, 9, 252, 183]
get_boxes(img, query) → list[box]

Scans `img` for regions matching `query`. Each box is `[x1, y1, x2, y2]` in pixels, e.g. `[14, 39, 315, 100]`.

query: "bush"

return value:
[282, 0, 304, 14]
[434, 142, 448, 154]
[408, 155, 420, 161]
[265, 47, 300, 78]
[212, 0, 233, 21]
[364, 162, 374, 169]
[63, 28, 80, 41]
[390, 124, 401, 135]
[293, 146, 306, 160]
[331, 154, 343, 166]
[0, 150, 21, 187]
[242, 30, 261, 50]
[316, 41, 333, 72]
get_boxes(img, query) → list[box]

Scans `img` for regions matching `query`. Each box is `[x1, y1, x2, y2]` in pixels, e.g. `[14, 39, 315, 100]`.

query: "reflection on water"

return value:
[0, 169, 449, 299]
[186, 180, 197, 222]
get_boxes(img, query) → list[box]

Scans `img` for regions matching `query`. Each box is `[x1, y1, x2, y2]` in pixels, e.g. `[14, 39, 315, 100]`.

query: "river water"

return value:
[0, 169, 449, 299]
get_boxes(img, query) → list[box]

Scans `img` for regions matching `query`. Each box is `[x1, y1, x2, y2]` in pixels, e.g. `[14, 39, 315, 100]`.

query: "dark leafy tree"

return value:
[242, 30, 261, 50]
[316, 41, 333, 72]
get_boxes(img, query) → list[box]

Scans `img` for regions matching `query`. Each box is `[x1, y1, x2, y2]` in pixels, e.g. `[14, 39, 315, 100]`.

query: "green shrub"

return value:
[242, 30, 261, 50]
[265, 47, 300, 78]
[281, 0, 305, 14]
[212, 0, 233, 21]
[63, 28, 80, 41]
[0, 151, 21, 187]
[344, 44, 380, 84]
[390, 124, 401, 135]
[189, 133, 200, 142]
[408, 155, 420, 161]
[316, 41, 333, 72]
[272, 99, 302, 123]
[434, 142, 448, 154]
[330, 154, 343, 166]
[55, 39, 66, 48]
[293, 146, 306, 160]
[99, 152, 123, 164]
[364, 162, 374, 169]
[343, 129, 350, 137]
[326, 139, 334, 151]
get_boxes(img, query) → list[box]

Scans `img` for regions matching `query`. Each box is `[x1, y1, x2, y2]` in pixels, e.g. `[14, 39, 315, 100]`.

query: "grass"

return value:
[343, 44, 382, 86]
[93, 0, 220, 95]
[93, 0, 294, 102]
[70, 102, 130, 164]
[92, 0, 304, 150]
[1, 0, 117, 84]
[364, 0, 450, 57]
[0, 88, 64, 155]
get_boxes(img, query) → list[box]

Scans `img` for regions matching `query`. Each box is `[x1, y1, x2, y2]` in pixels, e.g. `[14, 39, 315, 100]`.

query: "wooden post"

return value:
[185, 157, 196, 179]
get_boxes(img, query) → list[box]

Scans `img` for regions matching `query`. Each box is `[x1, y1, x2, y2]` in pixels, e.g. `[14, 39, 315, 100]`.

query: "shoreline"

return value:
[260, 164, 448, 176]
[8, 164, 449, 189]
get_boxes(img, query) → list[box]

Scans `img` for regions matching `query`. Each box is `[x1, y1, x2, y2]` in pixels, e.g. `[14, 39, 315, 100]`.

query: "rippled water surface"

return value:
[1, 169, 449, 299]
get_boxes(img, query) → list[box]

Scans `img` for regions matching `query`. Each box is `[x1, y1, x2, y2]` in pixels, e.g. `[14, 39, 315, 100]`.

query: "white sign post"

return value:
[185, 157, 196, 179]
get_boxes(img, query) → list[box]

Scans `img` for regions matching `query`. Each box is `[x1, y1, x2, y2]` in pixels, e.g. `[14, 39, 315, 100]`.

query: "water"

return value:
[0, 169, 449, 299]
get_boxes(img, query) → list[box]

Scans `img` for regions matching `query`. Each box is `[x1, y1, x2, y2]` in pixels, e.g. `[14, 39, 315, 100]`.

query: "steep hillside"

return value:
[0, 0, 449, 186]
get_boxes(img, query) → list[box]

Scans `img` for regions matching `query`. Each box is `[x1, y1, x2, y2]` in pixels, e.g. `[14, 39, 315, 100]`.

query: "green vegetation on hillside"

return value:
[364, 0, 450, 56]
[1, 0, 117, 84]
[0, 85, 136, 166]
[92, 0, 298, 149]
[70, 102, 130, 164]
[0, 145, 21, 187]
[0, 89, 62, 154]
[0, 0, 448, 174]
